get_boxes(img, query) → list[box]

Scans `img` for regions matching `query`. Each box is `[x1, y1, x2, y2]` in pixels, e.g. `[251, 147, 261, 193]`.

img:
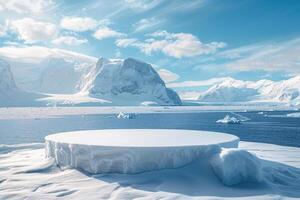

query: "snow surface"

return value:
[45, 129, 239, 173]
[1, 141, 300, 199]
[210, 148, 262, 186]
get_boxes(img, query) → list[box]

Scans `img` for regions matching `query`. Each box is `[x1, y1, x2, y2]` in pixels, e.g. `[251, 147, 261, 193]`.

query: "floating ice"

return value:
[216, 115, 241, 124]
[116, 112, 136, 119]
[210, 148, 262, 186]
[286, 112, 300, 118]
[45, 129, 239, 174]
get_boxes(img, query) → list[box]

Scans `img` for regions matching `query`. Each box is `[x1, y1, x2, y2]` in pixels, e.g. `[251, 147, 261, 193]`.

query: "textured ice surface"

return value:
[45, 129, 239, 174]
[210, 148, 262, 186]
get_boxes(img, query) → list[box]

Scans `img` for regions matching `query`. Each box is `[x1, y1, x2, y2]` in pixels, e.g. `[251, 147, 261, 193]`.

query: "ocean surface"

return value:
[1, 109, 300, 147]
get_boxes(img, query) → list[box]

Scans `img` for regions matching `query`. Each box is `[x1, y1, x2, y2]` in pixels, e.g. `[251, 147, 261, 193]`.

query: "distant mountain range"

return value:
[1, 46, 300, 107]
[197, 76, 300, 105]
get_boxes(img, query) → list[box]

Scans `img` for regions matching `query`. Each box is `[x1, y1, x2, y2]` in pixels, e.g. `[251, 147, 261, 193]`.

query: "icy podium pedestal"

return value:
[45, 129, 239, 174]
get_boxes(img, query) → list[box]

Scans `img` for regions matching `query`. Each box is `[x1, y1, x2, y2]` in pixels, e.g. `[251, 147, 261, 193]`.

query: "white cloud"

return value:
[93, 27, 125, 40]
[0, 0, 54, 13]
[167, 77, 232, 88]
[124, 0, 161, 10]
[157, 69, 180, 83]
[133, 17, 163, 32]
[52, 36, 88, 46]
[0, 46, 97, 63]
[218, 37, 300, 73]
[116, 31, 226, 58]
[60, 17, 98, 32]
[115, 38, 138, 47]
[9, 18, 57, 43]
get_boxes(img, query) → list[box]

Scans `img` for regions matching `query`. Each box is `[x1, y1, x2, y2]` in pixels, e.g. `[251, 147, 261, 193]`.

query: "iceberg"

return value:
[116, 112, 136, 119]
[286, 112, 300, 118]
[216, 115, 241, 124]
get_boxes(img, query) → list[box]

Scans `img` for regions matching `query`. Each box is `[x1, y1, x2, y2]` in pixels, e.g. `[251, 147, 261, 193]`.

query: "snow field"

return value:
[1, 141, 300, 199]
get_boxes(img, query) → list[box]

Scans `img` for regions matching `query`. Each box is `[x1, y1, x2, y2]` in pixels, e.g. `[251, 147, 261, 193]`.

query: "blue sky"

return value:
[1, 0, 300, 90]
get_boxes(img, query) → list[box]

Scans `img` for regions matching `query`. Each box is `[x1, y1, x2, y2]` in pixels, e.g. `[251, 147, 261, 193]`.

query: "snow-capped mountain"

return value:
[0, 59, 46, 106]
[80, 58, 182, 106]
[197, 76, 300, 104]
[0, 59, 18, 94]
[0, 46, 97, 93]
[37, 57, 93, 94]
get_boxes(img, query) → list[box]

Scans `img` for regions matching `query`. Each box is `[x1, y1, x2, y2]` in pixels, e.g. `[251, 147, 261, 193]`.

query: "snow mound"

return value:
[216, 115, 241, 124]
[116, 112, 136, 119]
[45, 129, 239, 174]
[81, 58, 182, 106]
[210, 148, 262, 186]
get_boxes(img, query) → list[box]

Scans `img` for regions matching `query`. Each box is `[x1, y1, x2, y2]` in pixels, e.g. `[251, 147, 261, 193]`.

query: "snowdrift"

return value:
[210, 148, 262, 185]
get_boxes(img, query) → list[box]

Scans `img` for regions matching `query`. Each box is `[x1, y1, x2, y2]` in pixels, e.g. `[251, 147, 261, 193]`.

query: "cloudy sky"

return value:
[1, 0, 300, 92]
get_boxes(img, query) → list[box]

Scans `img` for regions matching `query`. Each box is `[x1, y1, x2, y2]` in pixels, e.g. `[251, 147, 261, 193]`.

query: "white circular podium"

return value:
[45, 129, 239, 174]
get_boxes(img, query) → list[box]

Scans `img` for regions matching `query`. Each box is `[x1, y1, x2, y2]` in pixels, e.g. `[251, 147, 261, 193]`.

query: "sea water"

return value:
[0, 109, 299, 147]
